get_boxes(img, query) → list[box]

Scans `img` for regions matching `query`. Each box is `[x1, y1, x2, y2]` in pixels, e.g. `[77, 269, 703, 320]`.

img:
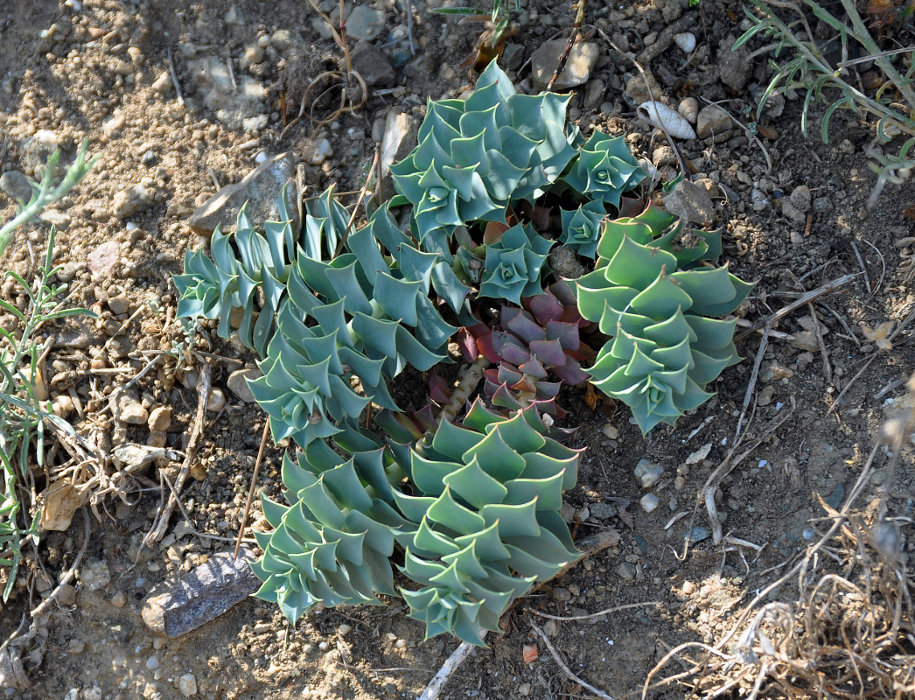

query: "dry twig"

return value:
[529, 618, 616, 700]
[143, 362, 211, 546]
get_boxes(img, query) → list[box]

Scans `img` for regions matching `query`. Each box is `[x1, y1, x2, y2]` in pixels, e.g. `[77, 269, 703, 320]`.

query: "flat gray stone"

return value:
[662, 179, 716, 226]
[141, 548, 260, 637]
[350, 41, 396, 87]
[531, 40, 599, 91]
[346, 5, 385, 41]
[227, 368, 261, 403]
[189, 152, 298, 234]
[0, 170, 32, 202]
[696, 105, 733, 142]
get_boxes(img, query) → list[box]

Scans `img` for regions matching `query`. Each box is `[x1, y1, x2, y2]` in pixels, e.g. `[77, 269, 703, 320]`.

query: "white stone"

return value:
[640, 493, 660, 513]
[178, 673, 198, 696]
[673, 32, 696, 53]
[634, 459, 664, 489]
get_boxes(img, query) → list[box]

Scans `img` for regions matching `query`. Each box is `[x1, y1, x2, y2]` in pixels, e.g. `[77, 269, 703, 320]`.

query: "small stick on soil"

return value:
[849, 241, 872, 294]
[29, 509, 90, 619]
[807, 300, 833, 386]
[529, 618, 616, 700]
[418, 637, 483, 700]
[830, 306, 915, 413]
[735, 273, 858, 341]
[167, 48, 184, 107]
[143, 362, 211, 546]
[735, 324, 769, 439]
[527, 601, 661, 623]
[546, 0, 585, 92]
[234, 419, 271, 560]
[859, 237, 886, 297]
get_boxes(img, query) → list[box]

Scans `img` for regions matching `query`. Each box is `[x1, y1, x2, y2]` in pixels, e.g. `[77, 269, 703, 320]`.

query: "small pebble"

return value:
[206, 388, 226, 412]
[58, 583, 77, 606]
[178, 673, 198, 697]
[394, 638, 407, 649]
[146, 655, 160, 670]
[634, 459, 664, 489]
[148, 406, 172, 432]
[640, 493, 660, 513]
[336, 623, 352, 636]
[111, 590, 128, 608]
[601, 422, 619, 439]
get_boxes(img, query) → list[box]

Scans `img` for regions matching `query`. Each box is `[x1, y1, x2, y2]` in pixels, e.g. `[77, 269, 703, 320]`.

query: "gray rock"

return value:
[350, 41, 396, 87]
[346, 5, 385, 41]
[718, 37, 752, 92]
[271, 28, 304, 53]
[87, 240, 119, 276]
[624, 72, 662, 107]
[141, 548, 261, 637]
[531, 40, 599, 91]
[812, 195, 832, 213]
[227, 368, 261, 403]
[781, 199, 806, 224]
[688, 526, 711, 544]
[188, 56, 266, 129]
[589, 501, 617, 520]
[113, 184, 153, 219]
[178, 673, 198, 697]
[634, 459, 664, 489]
[616, 561, 636, 581]
[80, 559, 111, 591]
[111, 391, 149, 425]
[662, 179, 716, 226]
[379, 111, 418, 201]
[39, 209, 71, 228]
[790, 184, 811, 212]
[189, 152, 298, 234]
[696, 105, 733, 141]
[19, 130, 61, 177]
[582, 79, 605, 109]
[0, 170, 32, 202]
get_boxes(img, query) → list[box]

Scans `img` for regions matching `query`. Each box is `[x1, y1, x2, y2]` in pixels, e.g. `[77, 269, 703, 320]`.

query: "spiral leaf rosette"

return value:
[479, 222, 553, 304]
[390, 61, 576, 248]
[562, 130, 645, 208]
[458, 283, 594, 411]
[175, 187, 457, 446]
[576, 220, 752, 433]
[559, 199, 607, 259]
[251, 403, 581, 646]
[395, 401, 580, 644]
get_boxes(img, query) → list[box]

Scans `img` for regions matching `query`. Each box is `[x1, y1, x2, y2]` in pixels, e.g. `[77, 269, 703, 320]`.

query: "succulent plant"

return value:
[479, 222, 553, 304]
[395, 401, 580, 644]
[175, 188, 299, 357]
[559, 199, 607, 259]
[576, 215, 752, 433]
[251, 426, 409, 622]
[562, 130, 645, 209]
[598, 200, 724, 269]
[251, 402, 581, 645]
[175, 187, 457, 445]
[458, 283, 593, 412]
[390, 61, 577, 253]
